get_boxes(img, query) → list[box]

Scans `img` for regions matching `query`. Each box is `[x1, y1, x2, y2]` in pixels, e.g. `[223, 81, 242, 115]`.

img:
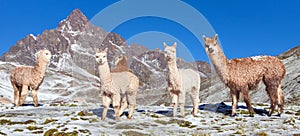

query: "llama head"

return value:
[164, 42, 177, 62]
[36, 49, 52, 63]
[114, 56, 127, 66]
[202, 34, 220, 55]
[95, 48, 108, 65]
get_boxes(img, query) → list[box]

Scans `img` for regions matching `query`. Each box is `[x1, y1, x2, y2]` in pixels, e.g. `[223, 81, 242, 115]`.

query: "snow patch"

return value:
[133, 56, 159, 74]
[109, 40, 125, 54]
[29, 34, 37, 40]
[56, 53, 73, 71]
[250, 55, 266, 61]
[71, 44, 93, 57]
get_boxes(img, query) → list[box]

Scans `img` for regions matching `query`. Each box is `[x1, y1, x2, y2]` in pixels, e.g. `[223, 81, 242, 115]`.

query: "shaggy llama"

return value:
[10, 49, 52, 107]
[164, 42, 200, 117]
[95, 48, 139, 120]
[202, 34, 286, 117]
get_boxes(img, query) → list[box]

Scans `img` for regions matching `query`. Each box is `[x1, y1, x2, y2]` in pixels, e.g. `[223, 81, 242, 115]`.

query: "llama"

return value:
[202, 34, 286, 117]
[111, 56, 130, 73]
[164, 42, 201, 117]
[10, 49, 52, 107]
[95, 48, 139, 120]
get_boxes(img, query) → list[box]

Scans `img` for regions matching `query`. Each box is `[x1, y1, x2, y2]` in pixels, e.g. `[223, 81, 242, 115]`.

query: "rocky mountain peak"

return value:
[58, 9, 90, 33]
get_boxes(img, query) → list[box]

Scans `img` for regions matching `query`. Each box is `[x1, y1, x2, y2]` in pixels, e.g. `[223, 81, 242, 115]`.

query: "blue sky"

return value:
[1, 0, 300, 62]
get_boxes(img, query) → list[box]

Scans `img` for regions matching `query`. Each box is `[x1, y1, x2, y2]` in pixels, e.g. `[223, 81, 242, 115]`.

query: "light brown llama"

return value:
[164, 42, 200, 117]
[95, 48, 139, 120]
[10, 49, 52, 107]
[202, 34, 286, 117]
[111, 56, 131, 73]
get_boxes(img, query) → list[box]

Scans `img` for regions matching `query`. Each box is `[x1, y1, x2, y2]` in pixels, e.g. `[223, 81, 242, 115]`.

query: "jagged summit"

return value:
[58, 9, 90, 32]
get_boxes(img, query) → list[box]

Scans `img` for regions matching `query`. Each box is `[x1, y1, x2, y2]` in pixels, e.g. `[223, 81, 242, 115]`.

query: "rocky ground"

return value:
[1, 101, 300, 136]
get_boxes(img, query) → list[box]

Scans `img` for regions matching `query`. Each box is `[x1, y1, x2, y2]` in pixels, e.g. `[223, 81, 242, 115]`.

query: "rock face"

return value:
[0, 9, 299, 106]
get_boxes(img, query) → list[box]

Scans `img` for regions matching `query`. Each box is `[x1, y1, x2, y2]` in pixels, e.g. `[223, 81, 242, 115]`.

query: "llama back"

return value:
[112, 71, 139, 94]
[10, 66, 35, 86]
[228, 56, 285, 90]
[179, 69, 200, 93]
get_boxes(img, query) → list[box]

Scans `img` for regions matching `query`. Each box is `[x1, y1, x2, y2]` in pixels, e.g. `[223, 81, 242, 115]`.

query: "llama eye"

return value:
[96, 56, 99, 58]
[46, 53, 49, 55]
[103, 56, 106, 58]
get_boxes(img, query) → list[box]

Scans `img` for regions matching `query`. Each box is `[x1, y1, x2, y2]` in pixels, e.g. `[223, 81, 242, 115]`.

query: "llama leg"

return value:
[128, 105, 135, 119]
[242, 91, 254, 117]
[112, 94, 121, 120]
[127, 91, 137, 119]
[12, 82, 20, 106]
[119, 94, 128, 117]
[230, 90, 238, 117]
[171, 93, 179, 117]
[178, 92, 186, 118]
[190, 87, 200, 116]
[268, 101, 276, 117]
[32, 90, 38, 107]
[101, 95, 111, 121]
[266, 86, 277, 117]
[18, 85, 28, 106]
[277, 86, 284, 116]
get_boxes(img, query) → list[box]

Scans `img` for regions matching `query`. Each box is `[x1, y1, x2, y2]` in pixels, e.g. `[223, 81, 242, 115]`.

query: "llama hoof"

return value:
[249, 114, 254, 117]
[179, 115, 185, 118]
[276, 114, 281, 117]
[230, 113, 237, 117]
[267, 113, 272, 117]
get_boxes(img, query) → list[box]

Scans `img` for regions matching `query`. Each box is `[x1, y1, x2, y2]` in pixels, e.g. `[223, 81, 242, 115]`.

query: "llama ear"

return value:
[202, 35, 207, 41]
[215, 34, 218, 40]
[173, 42, 177, 48]
[104, 48, 108, 52]
[163, 42, 167, 48]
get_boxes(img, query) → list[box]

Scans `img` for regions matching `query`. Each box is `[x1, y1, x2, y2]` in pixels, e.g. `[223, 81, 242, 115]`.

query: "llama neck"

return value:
[208, 44, 229, 84]
[98, 63, 112, 85]
[167, 60, 179, 80]
[34, 60, 47, 77]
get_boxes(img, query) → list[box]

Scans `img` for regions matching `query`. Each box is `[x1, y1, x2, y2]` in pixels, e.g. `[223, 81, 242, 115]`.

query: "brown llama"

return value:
[202, 34, 286, 117]
[111, 56, 131, 73]
[10, 49, 52, 107]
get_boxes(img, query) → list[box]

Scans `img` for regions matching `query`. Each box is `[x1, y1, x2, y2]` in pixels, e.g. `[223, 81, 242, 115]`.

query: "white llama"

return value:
[164, 42, 201, 117]
[95, 48, 139, 120]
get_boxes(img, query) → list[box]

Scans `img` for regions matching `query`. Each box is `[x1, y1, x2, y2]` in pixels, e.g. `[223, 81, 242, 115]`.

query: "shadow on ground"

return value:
[198, 102, 269, 116]
[89, 102, 270, 119]
[21, 103, 43, 107]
